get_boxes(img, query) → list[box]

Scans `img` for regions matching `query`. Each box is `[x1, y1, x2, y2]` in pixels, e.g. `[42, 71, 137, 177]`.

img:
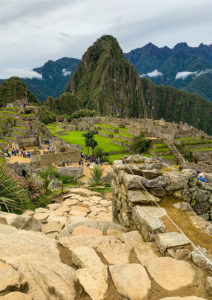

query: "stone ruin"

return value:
[111, 155, 212, 235]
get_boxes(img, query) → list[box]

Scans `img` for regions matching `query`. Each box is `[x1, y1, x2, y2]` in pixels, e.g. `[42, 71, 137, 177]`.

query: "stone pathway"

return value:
[0, 187, 211, 299]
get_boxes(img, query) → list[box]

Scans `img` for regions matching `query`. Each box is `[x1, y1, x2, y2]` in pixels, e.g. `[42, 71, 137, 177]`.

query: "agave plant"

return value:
[90, 166, 104, 187]
[0, 164, 29, 213]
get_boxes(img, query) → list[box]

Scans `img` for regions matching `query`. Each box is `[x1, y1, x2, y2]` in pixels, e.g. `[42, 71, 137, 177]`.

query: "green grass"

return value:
[12, 126, 28, 130]
[152, 143, 167, 148]
[108, 152, 131, 163]
[176, 136, 201, 141]
[94, 123, 117, 130]
[55, 131, 125, 154]
[162, 155, 176, 160]
[192, 148, 212, 151]
[151, 148, 170, 152]
[0, 139, 7, 144]
[11, 131, 24, 135]
[142, 153, 151, 157]
[100, 129, 113, 135]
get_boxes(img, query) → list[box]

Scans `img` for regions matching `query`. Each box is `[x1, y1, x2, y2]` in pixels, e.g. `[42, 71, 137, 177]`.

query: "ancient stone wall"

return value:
[31, 148, 81, 167]
[111, 155, 212, 241]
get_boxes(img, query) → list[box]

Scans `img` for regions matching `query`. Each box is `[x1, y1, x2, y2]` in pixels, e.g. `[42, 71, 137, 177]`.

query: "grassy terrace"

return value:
[151, 148, 170, 152]
[192, 148, 212, 151]
[0, 138, 7, 144]
[176, 136, 202, 141]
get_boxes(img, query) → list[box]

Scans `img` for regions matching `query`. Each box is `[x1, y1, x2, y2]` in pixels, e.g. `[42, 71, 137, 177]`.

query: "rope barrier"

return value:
[121, 156, 212, 267]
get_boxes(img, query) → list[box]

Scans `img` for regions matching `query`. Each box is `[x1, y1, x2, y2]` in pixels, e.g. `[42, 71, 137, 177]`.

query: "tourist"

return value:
[62, 161, 65, 167]
[69, 159, 72, 165]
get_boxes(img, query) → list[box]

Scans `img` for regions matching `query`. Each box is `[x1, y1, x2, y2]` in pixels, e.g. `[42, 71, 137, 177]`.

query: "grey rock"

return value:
[142, 163, 162, 170]
[145, 176, 169, 188]
[142, 169, 161, 179]
[191, 247, 212, 272]
[132, 206, 166, 241]
[123, 173, 147, 189]
[165, 172, 189, 191]
[150, 187, 166, 197]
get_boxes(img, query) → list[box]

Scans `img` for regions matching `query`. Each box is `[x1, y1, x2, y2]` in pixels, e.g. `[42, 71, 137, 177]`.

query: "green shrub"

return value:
[130, 132, 151, 154]
[90, 166, 104, 187]
[0, 165, 30, 213]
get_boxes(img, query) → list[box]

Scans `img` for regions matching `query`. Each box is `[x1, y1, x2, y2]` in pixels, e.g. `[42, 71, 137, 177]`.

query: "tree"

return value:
[82, 130, 98, 154]
[130, 132, 151, 154]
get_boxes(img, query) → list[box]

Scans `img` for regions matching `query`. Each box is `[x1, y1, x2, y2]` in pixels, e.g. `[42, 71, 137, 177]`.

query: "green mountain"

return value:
[23, 57, 80, 102]
[66, 35, 212, 135]
[66, 35, 148, 117]
[0, 77, 39, 107]
[125, 42, 212, 102]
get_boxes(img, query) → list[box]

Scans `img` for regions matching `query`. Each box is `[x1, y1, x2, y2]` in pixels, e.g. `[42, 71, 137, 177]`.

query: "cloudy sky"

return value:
[0, 0, 211, 79]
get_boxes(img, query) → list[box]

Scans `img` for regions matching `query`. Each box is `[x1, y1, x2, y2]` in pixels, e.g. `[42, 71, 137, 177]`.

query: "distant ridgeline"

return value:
[0, 36, 212, 135]
[66, 35, 212, 135]
[125, 42, 212, 103]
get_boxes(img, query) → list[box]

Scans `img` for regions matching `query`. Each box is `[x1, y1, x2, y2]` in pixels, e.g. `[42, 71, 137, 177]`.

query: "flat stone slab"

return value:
[97, 243, 130, 264]
[59, 235, 122, 251]
[109, 263, 151, 300]
[155, 232, 191, 254]
[132, 206, 166, 241]
[146, 257, 195, 291]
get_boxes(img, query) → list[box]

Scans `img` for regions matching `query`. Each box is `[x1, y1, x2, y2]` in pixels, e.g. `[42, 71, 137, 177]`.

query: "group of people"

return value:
[62, 160, 72, 167]
[79, 153, 103, 167]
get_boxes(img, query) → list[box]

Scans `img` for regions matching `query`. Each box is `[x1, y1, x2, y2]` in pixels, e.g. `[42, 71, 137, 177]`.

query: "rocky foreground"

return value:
[0, 187, 211, 300]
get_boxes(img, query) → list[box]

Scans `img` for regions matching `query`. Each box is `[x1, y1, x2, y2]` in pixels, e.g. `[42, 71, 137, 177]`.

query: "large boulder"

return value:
[2, 254, 77, 300]
[0, 224, 60, 259]
[109, 263, 151, 300]
[123, 173, 147, 189]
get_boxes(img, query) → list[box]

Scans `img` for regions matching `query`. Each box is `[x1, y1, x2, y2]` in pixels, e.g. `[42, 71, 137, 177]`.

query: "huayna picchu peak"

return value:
[66, 35, 148, 118]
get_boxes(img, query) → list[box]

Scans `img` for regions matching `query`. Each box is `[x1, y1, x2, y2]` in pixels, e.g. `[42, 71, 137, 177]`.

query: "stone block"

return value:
[155, 232, 191, 255]
[132, 206, 166, 241]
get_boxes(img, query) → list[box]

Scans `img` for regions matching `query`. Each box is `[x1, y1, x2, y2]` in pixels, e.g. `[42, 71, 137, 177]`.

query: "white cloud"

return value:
[147, 69, 163, 77]
[62, 68, 72, 76]
[176, 69, 212, 80]
[175, 71, 197, 80]
[0, 68, 42, 79]
[0, 0, 212, 74]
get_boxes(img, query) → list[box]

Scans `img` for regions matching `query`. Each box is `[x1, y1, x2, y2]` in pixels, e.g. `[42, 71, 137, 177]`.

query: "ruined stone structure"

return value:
[31, 148, 81, 168]
[111, 155, 212, 239]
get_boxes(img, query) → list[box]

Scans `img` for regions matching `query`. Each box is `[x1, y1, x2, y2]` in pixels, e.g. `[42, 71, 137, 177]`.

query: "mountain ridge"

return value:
[66, 35, 212, 135]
